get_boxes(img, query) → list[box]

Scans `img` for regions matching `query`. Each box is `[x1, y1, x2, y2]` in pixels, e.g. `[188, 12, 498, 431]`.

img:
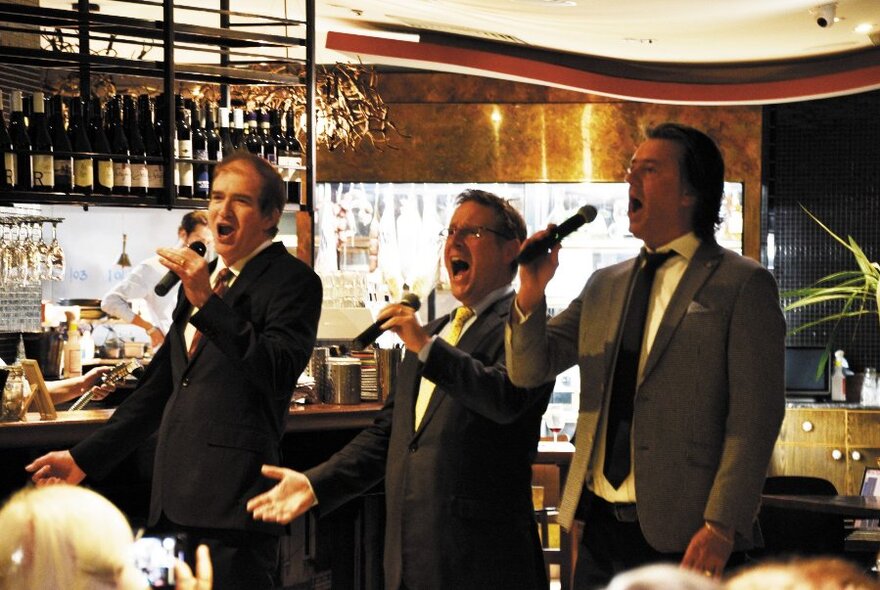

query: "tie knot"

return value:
[453, 306, 475, 324]
[642, 250, 674, 273]
[215, 268, 232, 284]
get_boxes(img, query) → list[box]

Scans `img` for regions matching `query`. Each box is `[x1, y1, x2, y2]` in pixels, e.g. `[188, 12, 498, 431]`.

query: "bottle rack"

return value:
[0, 0, 315, 213]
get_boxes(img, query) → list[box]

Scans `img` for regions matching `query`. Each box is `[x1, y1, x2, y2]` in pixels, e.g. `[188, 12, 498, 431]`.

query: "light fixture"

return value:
[813, 3, 838, 28]
[116, 234, 131, 268]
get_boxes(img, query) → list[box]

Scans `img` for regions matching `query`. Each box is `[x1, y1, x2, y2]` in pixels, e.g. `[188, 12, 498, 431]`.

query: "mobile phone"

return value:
[132, 532, 187, 588]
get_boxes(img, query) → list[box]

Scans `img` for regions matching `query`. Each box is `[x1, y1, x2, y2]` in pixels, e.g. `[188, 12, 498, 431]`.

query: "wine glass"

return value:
[36, 221, 52, 281]
[545, 407, 565, 444]
[48, 221, 65, 281]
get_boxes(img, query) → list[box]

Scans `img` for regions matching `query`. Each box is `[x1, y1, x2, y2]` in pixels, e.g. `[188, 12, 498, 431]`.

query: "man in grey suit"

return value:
[507, 123, 785, 588]
[248, 190, 553, 590]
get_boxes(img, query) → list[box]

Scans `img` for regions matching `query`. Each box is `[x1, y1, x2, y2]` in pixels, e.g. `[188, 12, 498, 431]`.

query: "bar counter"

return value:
[0, 402, 384, 449]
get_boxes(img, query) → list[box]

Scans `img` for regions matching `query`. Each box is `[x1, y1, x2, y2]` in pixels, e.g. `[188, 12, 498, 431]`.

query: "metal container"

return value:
[375, 347, 402, 402]
[325, 357, 361, 404]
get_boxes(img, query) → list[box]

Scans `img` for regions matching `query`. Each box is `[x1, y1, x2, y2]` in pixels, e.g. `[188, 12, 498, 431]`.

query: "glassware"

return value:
[545, 407, 565, 443]
[48, 221, 65, 281]
[862, 368, 878, 406]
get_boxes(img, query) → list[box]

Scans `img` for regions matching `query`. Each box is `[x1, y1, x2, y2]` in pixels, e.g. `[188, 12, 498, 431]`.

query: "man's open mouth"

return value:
[217, 223, 235, 237]
[450, 259, 470, 276]
[630, 197, 643, 213]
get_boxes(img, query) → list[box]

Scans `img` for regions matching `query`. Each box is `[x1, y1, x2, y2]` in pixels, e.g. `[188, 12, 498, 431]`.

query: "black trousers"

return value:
[573, 492, 744, 590]
[150, 516, 279, 590]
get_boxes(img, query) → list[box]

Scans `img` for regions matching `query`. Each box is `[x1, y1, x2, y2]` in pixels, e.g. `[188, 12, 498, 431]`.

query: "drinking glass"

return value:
[863, 368, 878, 406]
[545, 407, 565, 443]
[36, 222, 52, 281]
[48, 221, 65, 281]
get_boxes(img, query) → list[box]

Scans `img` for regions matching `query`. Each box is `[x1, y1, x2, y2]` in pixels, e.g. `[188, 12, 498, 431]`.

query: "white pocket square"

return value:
[687, 301, 710, 314]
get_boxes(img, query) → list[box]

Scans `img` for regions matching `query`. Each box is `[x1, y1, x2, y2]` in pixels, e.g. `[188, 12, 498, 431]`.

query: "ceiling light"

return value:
[854, 23, 875, 35]
[812, 3, 837, 28]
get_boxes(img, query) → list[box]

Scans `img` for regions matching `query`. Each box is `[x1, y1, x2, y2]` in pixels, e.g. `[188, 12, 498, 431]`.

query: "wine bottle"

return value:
[8, 90, 32, 191]
[283, 108, 303, 173]
[109, 96, 131, 194]
[176, 96, 193, 197]
[259, 108, 276, 164]
[30, 92, 54, 191]
[218, 106, 235, 157]
[88, 98, 113, 194]
[205, 103, 221, 164]
[139, 94, 163, 197]
[50, 95, 74, 192]
[191, 101, 209, 198]
[68, 98, 93, 193]
[0, 91, 14, 189]
[244, 109, 263, 158]
[125, 95, 148, 195]
[231, 107, 245, 150]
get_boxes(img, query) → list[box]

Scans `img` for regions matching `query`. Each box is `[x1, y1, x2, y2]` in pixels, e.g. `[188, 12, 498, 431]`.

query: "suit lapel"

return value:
[641, 242, 723, 382]
[413, 292, 512, 434]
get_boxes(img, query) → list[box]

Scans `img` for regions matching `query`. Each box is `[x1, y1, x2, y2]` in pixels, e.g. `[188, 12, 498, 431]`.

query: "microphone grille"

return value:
[578, 205, 598, 223]
[401, 292, 421, 311]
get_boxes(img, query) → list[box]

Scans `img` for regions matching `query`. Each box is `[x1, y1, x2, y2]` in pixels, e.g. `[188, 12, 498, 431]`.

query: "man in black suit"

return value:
[27, 152, 322, 590]
[247, 190, 553, 590]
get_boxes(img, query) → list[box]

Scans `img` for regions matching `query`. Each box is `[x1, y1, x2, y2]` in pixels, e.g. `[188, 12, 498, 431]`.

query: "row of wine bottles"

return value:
[0, 90, 303, 198]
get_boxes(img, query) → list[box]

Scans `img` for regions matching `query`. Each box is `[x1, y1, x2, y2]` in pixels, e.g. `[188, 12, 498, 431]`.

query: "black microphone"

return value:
[516, 205, 598, 265]
[353, 293, 421, 350]
[154, 241, 207, 296]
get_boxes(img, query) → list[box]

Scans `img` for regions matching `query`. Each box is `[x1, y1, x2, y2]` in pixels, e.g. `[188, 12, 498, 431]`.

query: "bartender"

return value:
[100, 211, 213, 350]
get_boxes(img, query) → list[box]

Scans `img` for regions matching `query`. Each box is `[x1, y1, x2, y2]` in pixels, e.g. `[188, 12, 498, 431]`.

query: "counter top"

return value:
[785, 401, 880, 409]
[0, 402, 383, 449]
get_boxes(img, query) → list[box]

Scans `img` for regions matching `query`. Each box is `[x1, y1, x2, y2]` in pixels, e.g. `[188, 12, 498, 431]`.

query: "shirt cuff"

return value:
[417, 335, 438, 363]
[512, 299, 533, 324]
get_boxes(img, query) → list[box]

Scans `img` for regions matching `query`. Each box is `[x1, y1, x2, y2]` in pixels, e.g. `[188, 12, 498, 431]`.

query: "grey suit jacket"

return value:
[507, 241, 785, 552]
[308, 292, 553, 589]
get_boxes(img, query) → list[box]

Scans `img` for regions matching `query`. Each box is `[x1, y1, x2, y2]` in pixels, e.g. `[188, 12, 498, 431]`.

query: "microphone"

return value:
[353, 293, 421, 350]
[516, 205, 598, 265]
[154, 241, 207, 296]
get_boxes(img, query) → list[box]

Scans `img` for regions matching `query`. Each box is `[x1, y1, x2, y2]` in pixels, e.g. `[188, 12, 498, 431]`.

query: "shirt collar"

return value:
[467, 284, 514, 318]
[216, 239, 273, 279]
[644, 232, 700, 262]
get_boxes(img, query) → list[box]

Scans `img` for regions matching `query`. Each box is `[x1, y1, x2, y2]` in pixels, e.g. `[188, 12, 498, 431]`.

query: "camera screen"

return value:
[132, 534, 184, 588]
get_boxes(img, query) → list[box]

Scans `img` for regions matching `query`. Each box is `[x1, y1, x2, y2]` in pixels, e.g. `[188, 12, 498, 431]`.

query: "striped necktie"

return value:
[188, 267, 232, 358]
[414, 306, 475, 428]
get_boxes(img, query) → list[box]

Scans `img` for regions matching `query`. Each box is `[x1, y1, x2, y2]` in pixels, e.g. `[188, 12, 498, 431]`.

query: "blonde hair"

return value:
[725, 557, 880, 590]
[0, 485, 143, 590]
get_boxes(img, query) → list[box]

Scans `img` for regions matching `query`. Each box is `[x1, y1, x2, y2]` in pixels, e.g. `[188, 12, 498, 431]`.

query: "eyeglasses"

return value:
[439, 226, 513, 240]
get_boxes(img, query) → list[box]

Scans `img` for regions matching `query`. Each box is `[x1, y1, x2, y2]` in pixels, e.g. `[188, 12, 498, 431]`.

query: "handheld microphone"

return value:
[154, 241, 207, 296]
[516, 205, 598, 265]
[353, 293, 421, 350]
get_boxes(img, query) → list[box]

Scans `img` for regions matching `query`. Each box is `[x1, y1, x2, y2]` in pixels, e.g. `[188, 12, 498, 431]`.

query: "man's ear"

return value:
[503, 239, 521, 266]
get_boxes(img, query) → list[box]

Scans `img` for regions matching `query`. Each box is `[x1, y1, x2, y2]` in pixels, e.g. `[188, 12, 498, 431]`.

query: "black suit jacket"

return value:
[73, 242, 322, 535]
[307, 291, 553, 590]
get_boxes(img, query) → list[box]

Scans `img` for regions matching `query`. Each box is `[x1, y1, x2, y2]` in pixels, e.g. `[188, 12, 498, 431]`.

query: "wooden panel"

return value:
[777, 408, 845, 445]
[769, 443, 847, 494]
[847, 410, 880, 447]
[846, 447, 880, 495]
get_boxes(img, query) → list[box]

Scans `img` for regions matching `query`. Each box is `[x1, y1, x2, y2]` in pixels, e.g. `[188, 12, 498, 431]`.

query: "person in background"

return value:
[248, 190, 554, 590]
[0, 484, 212, 590]
[724, 556, 880, 590]
[603, 563, 721, 590]
[101, 211, 213, 350]
[0, 357, 115, 406]
[26, 152, 322, 590]
[507, 123, 785, 587]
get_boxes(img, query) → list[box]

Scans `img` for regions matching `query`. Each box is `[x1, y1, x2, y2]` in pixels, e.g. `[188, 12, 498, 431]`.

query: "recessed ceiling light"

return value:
[854, 23, 876, 35]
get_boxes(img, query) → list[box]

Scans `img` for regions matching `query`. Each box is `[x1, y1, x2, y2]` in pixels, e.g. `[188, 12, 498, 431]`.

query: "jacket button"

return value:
[181, 378, 190, 387]
[409, 444, 417, 453]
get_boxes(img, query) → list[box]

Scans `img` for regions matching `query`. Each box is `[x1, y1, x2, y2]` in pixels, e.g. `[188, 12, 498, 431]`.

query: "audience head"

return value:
[604, 563, 722, 590]
[0, 484, 146, 590]
[724, 556, 880, 590]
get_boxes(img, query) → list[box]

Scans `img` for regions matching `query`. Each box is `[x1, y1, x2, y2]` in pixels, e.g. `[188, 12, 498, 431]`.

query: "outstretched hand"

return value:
[175, 544, 213, 590]
[246, 465, 316, 525]
[25, 450, 86, 486]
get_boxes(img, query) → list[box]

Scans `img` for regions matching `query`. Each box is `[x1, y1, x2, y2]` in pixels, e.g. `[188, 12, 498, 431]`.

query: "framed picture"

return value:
[854, 467, 880, 530]
[20, 359, 57, 421]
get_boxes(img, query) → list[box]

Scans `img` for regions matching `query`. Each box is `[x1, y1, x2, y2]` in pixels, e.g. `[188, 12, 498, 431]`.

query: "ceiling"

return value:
[315, 0, 880, 104]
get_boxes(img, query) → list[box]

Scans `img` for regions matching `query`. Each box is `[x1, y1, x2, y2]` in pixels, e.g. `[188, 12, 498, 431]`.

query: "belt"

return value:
[589, 493, 639, 523]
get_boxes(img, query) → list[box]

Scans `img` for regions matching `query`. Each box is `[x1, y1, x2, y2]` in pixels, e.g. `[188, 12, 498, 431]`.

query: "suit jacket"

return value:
[507, 242, 785, 552]
[307, 291, 553, 590]
[73, 242, 322, 535]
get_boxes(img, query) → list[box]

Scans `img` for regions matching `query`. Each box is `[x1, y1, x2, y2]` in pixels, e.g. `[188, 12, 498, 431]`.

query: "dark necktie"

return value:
[188, 267, 232, 358]
[604, 250, 674, 488]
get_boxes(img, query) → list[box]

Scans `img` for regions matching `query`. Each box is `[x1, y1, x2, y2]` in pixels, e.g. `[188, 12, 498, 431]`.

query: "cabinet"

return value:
[0, 0, 315, 220]
[769, 407, 880, 494]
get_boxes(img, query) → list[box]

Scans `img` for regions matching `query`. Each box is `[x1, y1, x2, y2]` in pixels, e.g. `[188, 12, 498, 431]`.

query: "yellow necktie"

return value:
[414, 306, 474, 429]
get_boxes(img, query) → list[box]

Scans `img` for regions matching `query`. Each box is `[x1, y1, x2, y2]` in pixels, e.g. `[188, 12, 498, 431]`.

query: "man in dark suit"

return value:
[247, 190, 553, 590]
[27, 152, 322, 590]
[507, 123, 785, 588]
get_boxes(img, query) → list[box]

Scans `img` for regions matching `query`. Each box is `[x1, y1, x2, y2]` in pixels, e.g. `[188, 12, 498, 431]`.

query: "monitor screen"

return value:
[785, 347, 830, 397]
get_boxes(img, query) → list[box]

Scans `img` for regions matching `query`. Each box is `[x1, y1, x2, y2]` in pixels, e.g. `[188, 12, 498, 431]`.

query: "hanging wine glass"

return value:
[36, 221, 52, 281]
[23, 222, 41, 285]
[48, 221, 65, 281]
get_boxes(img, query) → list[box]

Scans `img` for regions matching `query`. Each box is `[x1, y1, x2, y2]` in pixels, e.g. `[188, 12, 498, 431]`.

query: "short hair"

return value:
[455, 189, 527, 274]
[725, 556, 880, 590]
[0, 485, 137, 589]
[646, 123, 724, 243]
[179, 210, 208, 235]
[214, 151, 286, 237]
